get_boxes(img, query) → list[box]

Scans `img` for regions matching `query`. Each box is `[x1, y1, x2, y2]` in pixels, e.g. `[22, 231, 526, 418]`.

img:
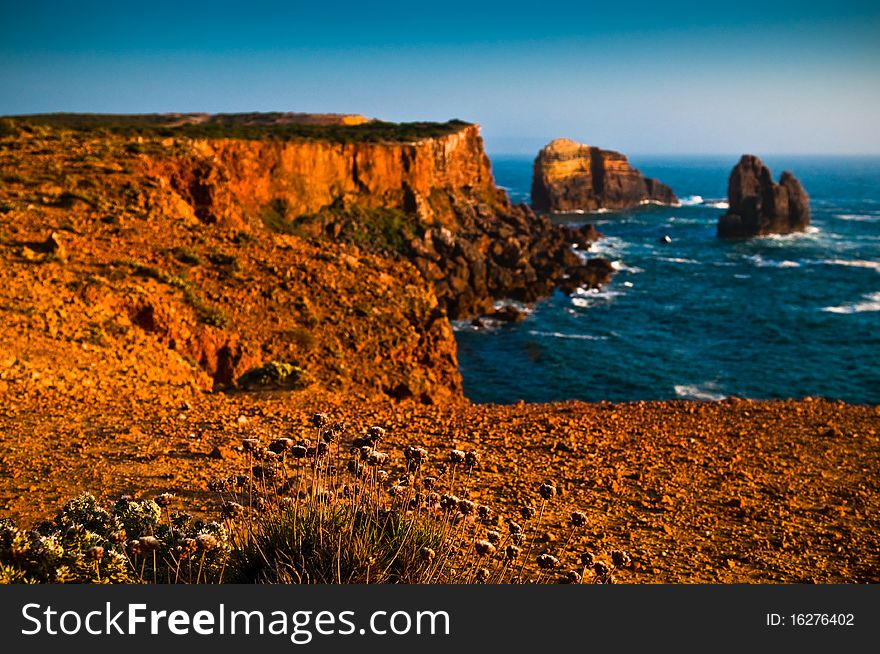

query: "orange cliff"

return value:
[143, 124, 506, 228]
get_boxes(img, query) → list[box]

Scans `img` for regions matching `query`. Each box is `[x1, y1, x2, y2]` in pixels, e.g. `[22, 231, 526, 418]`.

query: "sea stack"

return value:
[717, 155, 810, 238]
[531, 138, 677, 213]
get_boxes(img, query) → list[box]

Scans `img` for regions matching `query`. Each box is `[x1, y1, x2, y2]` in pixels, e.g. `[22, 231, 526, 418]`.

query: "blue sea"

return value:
[454, 155, 880, 405]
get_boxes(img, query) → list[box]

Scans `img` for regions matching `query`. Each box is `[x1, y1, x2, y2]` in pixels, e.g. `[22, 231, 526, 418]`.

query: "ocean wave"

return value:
[674, 383, 726, 401]
[586, 236, 628, 259]
[759, 226, 822, 242]
[657, 256, 700, 264]
[675, 195, 728, 209]
[570, 287, 624, 308]
[527, 330, 608, 341]
[822, 259, 880, 273]
[746, 255, 802, 268]
[834, 213, 880, 222]
[822, 291, 880, 314]
[610, 260, 644, 274]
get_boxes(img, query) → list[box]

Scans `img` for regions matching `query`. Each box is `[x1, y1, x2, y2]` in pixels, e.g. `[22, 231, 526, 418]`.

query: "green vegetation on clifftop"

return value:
[3, 113, 473, 144]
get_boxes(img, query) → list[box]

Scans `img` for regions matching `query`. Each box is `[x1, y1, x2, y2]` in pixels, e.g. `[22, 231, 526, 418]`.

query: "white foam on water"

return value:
[705, 200, 729, 209]
[587, 236, 628, 259]
[570, 286, 624, 309]
[527, 330, 608, 341]
[822, 259, 880, 273]
[674, 383, 726, 401]
[657, 257, 700, 264]
[610, 260, 644, 274]
[678, 195, 704, 206]
[822, 291, 880, 314]
[759, 226, 822, 243]
[746, 255, 802, 268]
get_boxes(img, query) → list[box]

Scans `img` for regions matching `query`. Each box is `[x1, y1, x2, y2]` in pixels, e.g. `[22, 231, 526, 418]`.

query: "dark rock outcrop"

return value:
[409, 200, 607, 319]
[531, 138, 677, 213]
[717, 155, 810, 238]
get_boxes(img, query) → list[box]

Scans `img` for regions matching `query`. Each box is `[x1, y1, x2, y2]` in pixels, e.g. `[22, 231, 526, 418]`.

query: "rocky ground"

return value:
[1, 389, 877, 583]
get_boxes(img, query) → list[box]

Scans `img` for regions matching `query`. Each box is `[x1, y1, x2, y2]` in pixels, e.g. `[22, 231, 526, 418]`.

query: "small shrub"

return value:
[236, 362, 310, 390]
[0, 495, 230, 584]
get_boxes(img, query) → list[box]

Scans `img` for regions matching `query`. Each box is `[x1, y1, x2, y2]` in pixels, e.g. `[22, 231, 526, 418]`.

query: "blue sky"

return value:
[2, 1, 879, 154]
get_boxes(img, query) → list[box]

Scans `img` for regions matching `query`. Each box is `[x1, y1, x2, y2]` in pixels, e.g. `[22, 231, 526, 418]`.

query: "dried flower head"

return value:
[290, 445, 308, 459]
[139, 536, 160, 551]
[154, 493, 175, 508]
[366, 450, 388, 467]
[422, 476, 437, 490]
[208, 478, 229, 492]
[126, 539, 142, 556]
[269, 438, 294, 454]
[477, 505, 492, 521]
[465, 450, 480, 468]
[403, 446, 429, 466]
[85, 546, 104, 562]
[579, 551, 596, 567]
[367, 426, 386, 442]
[559, 570, 582, 584]
[611, 550, 632, 568]
[593, 560, 611, 577]
[196, 533, 218, 551]
[420, 547, 436, 561]
[475, 567, 490, 583]
[539, 482, 557, 500]
[505, 544, 522, 561]
[486, 530, 501, 545]
[475, 540, 496, 556]
[570, 511, 587, 528]
[458, 499, 476, 515]
[507, 519, 523, 535]
[242, 438, 261, 452]
[312, 413, 329, 429]
[520, 506, 536, 521]
[536, 553, 560, 570]
[109, 529, 127, 544]
[222, 502, 245, 518]
[448, 449, 466, 465]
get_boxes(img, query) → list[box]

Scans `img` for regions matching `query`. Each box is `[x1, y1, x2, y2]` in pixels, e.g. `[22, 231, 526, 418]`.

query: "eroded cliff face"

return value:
[531, 138, 677, 212]
[145, 125, 503, 228]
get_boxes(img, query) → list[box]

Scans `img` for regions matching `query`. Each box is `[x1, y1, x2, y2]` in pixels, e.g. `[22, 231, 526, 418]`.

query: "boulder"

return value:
[717, 155, 810, 238]
[531, 138, 677, 213]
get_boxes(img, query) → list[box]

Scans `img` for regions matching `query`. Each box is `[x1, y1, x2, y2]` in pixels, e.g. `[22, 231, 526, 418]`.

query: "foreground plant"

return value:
[0, 415, 633, 584]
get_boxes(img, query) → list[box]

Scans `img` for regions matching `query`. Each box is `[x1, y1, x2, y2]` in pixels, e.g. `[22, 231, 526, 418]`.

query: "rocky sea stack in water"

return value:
[717, 155, 810, 238]
[531, 138, 677, 213]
